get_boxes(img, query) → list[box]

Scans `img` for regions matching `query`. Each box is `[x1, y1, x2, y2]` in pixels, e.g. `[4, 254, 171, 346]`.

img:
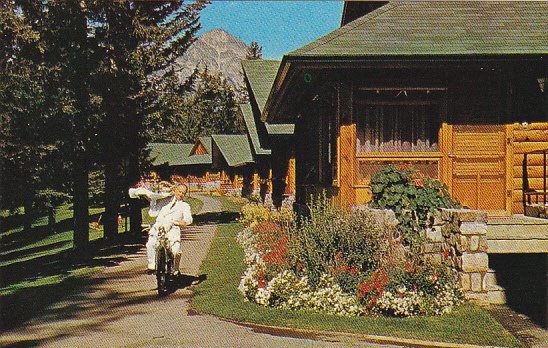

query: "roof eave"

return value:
[263, 53, 547, 122]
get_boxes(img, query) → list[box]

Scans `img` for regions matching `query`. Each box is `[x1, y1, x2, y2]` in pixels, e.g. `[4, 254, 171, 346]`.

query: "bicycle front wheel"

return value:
[156, 247, 170, 296]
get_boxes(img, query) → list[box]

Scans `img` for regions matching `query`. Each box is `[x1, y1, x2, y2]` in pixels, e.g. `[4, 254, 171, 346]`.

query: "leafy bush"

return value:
[370, 164, 459, 246]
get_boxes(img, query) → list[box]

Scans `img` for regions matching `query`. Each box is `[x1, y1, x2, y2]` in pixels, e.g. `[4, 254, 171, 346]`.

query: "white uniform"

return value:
[128, 186, 173, 217]
[146, 197, 193, 271]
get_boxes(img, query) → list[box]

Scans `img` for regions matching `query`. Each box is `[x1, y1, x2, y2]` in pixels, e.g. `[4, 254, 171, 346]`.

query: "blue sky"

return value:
[198, 1, 344, 59]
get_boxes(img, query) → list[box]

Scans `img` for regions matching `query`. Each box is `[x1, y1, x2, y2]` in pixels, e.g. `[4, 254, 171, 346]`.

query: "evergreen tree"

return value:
[1, 1, 206, 248]
[89, 1, 205, 240]
[246, 41, 263, 60]
[144, 68, 244, 144]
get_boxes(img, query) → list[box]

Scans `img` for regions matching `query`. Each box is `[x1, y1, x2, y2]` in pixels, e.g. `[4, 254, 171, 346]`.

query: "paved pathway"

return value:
[1, 194, 398, 348]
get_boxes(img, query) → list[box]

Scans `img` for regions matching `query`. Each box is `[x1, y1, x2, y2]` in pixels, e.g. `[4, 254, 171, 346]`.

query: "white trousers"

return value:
[146, 225, 182, 270]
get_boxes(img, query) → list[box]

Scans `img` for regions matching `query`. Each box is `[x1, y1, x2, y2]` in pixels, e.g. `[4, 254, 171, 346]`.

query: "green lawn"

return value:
[185, 196, 204, 215]
[192, 222, 521, 347]
[214, 195, 247, 213]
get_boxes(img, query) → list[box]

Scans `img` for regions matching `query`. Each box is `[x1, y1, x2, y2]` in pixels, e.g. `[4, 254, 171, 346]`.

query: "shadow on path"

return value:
[1, 242, 144, 331]
[192, 211, 239, 225]
[165, 273, 208, 295]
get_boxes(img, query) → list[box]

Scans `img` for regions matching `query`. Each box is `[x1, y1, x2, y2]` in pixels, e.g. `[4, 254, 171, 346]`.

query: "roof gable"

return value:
[147, 143, 194, 166]
[212, 134, 254, 167]
[242, 59, 281, 114]
[190, 136, 212, 155]
[290, 1, 548, 57]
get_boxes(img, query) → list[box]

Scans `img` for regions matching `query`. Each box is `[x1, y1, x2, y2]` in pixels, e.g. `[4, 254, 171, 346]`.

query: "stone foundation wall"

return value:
[422, 209, 490, 305]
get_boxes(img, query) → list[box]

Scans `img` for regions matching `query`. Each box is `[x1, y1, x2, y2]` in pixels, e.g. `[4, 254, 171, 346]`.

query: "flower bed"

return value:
[237, 187, 463, 317]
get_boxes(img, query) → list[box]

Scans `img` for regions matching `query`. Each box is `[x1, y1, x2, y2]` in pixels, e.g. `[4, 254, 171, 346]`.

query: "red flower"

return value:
[443, 250, 450, 259]
[335, 252, 343, 263]
[367, 295, 377, 309]
[297, 263, 304, 270]
[404, 262, 414, 274]
[358, 280, 372, 293]
[358, 291, 365, 298]
[257, 272, 266, 288]
[372, 271, 379, 283]
[350, 267, 359, 275]
[341, 264, 349, 273]
[380, 273, 389, 286]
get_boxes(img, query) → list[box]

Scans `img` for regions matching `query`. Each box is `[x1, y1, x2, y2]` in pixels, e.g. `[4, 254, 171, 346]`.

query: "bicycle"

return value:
[155, 226, 174, 296]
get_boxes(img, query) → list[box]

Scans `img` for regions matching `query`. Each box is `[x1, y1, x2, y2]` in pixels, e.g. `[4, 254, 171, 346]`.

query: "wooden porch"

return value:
[487, 215, 548, 254]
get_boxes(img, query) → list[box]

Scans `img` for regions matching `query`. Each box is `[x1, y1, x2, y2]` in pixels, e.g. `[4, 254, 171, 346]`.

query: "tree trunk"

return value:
[127, 105, 142, 241]
[23, 193, 33, 233]
[48, 206, 56, 230]
[70, 1, 91, 255]
[104, 159, 121, 242]
[73, 153, 89, 250]
[128, 152, 142, 240]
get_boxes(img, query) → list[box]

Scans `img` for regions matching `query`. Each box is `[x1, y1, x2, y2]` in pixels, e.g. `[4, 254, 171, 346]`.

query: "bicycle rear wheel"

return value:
[156, 247, 170, 296]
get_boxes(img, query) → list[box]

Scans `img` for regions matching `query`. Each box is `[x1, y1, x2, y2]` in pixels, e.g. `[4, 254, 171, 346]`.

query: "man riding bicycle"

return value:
[145, 184, 193, 275]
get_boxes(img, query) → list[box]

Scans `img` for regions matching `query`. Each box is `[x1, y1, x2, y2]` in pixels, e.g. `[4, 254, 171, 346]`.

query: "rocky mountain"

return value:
[172, 29, 249, 91]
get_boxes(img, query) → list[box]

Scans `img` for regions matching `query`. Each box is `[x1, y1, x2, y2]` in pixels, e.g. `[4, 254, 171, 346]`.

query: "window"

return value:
[355, 88, 444, 153]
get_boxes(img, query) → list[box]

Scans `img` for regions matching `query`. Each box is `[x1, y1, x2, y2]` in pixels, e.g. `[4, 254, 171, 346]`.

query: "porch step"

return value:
[486, 218, 548, 253]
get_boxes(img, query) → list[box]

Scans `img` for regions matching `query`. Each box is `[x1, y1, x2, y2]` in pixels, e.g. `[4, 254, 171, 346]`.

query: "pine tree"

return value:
[144, 68, 244, 143]
[89, 1, 205, 240]
[1, 1, 206, 249]
[246, 41, 263, 60]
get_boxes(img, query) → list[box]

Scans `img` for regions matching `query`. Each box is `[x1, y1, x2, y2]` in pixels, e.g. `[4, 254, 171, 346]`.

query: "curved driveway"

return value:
[1, 194, 398, 348]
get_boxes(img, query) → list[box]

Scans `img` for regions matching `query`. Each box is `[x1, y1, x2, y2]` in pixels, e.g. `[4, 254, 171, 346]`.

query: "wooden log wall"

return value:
[511, 123, 548, 213]
[286, 158, 296, 195]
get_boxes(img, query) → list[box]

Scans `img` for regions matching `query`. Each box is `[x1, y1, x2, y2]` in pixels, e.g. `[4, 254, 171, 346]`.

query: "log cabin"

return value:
[147, 138, 215, 178]
[242, 59, 296, 206]
[211, 134, 254, 194]
[261, 1, 548, 216]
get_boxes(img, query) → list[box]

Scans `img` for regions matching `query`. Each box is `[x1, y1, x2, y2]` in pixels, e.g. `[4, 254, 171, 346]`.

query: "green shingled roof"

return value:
[265, 123, 294, 135]
[147, 143, 194, 166]
[242, 60, 295, 137]
[241, 103, 271, 156]
[242, 60, 281, 114]
[289, 1, 548, 57]
[197, 136, 212, 153]
[212, 134, 254, 167]
[184, 152, 212, 165]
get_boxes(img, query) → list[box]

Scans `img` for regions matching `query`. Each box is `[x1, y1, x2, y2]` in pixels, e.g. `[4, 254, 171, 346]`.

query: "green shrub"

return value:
[370, 164, 459, 244]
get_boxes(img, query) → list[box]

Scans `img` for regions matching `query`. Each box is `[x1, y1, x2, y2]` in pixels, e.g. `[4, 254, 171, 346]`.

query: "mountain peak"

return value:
[202, 28, 232, 37]
[173, 28, 249, 91]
